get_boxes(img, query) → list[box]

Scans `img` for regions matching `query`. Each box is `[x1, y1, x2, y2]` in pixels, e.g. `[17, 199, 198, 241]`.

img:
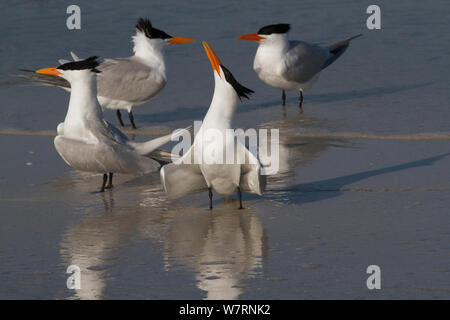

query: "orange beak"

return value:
[35, 67, 62, 76]
[238, 33, 265, 42]
[202, 41, 221, 78]
[168, 36, 195, 44]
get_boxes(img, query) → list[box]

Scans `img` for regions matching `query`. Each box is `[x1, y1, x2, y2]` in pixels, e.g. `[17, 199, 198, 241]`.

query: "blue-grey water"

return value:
[0, 0, 449, 299]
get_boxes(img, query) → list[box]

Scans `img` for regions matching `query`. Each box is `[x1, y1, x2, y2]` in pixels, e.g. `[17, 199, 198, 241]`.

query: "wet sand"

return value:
[1, 0, 449, 299]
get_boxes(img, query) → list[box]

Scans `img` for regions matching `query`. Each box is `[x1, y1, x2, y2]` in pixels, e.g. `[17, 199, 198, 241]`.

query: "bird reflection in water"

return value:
[164, 204, 267, 299]
[58, 173, 267, 300]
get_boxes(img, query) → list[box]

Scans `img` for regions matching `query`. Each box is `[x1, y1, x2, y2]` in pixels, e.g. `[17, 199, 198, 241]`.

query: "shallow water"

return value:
[0, 1, 449, 299]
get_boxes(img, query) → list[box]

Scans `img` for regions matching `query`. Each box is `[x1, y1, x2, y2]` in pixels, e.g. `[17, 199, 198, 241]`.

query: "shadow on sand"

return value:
[269, 152, 450, 205]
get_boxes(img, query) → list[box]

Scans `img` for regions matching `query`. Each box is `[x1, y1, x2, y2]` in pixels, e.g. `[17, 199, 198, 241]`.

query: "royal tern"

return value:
[238, 24, 362, 110]
[36, 56, 187, 192]
[160, 42, 266, 209]
[18, 18, 194, 128]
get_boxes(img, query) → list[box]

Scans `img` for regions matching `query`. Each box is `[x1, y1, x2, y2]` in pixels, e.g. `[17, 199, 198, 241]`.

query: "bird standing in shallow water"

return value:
[18, 18, 195, 129]
[36, 56, 187, 192]
[238, 23, 362, 111]
[160, 42, 266, 210]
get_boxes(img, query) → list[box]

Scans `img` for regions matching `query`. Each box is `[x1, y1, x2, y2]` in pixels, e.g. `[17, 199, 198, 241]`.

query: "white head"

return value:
[35, 56, 100, 85]
[238, 23, 291, 47]
[35, 57, 103, 124]
[132, 18, 195, 57]
[203, 42, 254, 115]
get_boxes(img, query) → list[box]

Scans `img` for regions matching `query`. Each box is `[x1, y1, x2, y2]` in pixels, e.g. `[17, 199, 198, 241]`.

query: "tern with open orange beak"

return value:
[18, 17, 194, 129]
[238, 23, 362, 110]
[160, 42, 266, 210]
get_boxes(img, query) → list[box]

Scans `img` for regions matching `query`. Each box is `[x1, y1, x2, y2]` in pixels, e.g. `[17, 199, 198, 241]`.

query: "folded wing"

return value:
[237, 141, 266, 195]
[160, 148, 208, 199]
[282, 41, 330, 84]
[97, 57, 166, 103]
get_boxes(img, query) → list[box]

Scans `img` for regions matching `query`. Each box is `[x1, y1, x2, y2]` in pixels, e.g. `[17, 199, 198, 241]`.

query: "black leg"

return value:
[282, 90, 286, 106]
[100, 173, 108, 192]
[237, 187, 243, 209]
[128, 111, 137, 129]
[106, 172, 113, 189]
[208, 188, 213, 210]
[116, 110, 124, 127]
[299, 91, 304, 113]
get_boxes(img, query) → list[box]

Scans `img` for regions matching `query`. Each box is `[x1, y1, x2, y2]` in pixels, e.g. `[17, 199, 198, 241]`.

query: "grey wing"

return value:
[104, 120, 129, 144]
[161, 164, 208, 199]
[282, 41, 331, 83]
[97, 58, 166, 103]
[54, 135, 159, 174]
[83, 115, 129, 145]
[160, 147, 208, 199]
[237, 142, 266, 195]
[161, 163, 208, 199]
[81, 118, 159, 174]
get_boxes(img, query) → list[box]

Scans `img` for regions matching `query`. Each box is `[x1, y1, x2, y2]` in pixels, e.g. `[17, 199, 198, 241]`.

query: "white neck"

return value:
[255, 34, 290, 66]
[62, 71, 103, 139]
[132, 32, 166, 74]
[202, 73, 239, 130]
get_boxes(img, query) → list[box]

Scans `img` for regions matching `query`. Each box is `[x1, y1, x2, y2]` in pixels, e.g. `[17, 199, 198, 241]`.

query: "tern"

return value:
[160, 42, 266, 209]
[36, 56, 187, 192]
[238, 24, 362, 110]
[18, 18, 194, 128]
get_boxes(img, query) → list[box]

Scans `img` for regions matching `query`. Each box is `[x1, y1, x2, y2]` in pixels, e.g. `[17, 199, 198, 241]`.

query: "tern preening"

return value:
[160, 42, 266, 209]
[36, 56, 187, 192]
[238, 24, 362, 111]
[18, 18, 194, 128]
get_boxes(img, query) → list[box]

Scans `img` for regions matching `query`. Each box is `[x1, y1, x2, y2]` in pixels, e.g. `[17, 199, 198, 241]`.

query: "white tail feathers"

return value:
[71, 52, 81, 61]
[58, 52, 82, 65]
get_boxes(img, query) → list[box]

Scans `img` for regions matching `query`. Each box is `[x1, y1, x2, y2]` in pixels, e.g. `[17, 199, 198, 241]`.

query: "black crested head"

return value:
[258, 23, 290, 35]
[58, 56, 101, 73]
[136, 17, 171, 39]
[220, 65, 254, 101]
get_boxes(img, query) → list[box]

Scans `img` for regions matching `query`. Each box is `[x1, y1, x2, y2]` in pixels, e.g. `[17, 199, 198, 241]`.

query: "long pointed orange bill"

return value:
[168, 36, 195, 44]
[36, 67, 61, 76]
[202, 41, 221, 78]
[238, 33, 265, 42]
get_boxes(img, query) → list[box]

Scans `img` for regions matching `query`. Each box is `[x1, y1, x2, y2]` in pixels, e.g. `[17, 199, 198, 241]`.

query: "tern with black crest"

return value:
[36, 57, 187, 192]
[238, 24, 362, 110]
[18, 18, 194, 128]
[160, 42, 266, 209]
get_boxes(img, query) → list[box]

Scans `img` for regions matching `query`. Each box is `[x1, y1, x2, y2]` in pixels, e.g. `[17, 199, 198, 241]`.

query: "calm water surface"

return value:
[0, 0, 449, 299]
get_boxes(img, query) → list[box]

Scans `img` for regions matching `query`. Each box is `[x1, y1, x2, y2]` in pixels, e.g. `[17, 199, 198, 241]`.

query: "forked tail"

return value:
[321, 34, 363, 70]
[14, 69, 71, 89]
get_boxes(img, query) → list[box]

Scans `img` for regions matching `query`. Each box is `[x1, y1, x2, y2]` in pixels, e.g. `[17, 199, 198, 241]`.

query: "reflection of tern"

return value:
[60, 189, 266, 299]
[160, 42, 266, 209]
[164, 207, 266, 300]
[238, 24, 361, 110]
[36, 56, 186, 192]
[18, 18, 194, 128]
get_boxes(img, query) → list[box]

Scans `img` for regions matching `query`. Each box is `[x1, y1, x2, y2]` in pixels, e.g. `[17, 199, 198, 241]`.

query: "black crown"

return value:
[258, 24, 290, 35]
[136, 18, 171, 40]
[58, 56, 101, 73]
